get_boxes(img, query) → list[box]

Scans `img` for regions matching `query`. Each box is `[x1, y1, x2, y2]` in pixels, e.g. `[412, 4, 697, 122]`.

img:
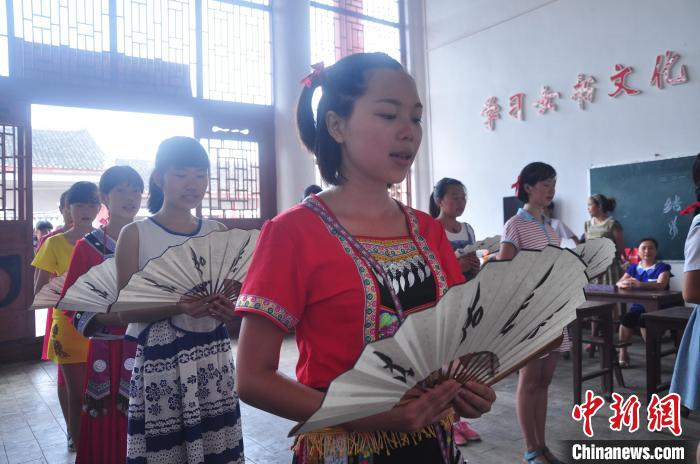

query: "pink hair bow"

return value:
[300, 62, 325, 88]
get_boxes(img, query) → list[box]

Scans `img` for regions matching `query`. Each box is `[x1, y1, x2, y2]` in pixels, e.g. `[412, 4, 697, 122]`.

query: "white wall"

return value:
[423, 0, 700, 290]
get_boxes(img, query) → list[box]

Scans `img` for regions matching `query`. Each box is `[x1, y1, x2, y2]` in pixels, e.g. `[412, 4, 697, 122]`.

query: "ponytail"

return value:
[590, 193, 616, 214]
[430, 177, 465, 218]
[296, 52, 404, 186]
[297, 82, 320, 154]
[147, 174, 164, 214]
[428, 193, 440, 218]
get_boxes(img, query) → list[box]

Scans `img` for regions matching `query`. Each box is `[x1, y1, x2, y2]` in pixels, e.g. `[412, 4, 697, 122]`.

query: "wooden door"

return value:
[0, 103, 39, 360]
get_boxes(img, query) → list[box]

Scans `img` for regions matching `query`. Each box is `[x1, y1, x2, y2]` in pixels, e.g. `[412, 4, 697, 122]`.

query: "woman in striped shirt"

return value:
[497, 162, 566, 464]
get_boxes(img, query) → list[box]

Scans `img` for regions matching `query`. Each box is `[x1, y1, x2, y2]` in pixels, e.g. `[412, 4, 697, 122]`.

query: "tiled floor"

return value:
[0, 335, 697, 464]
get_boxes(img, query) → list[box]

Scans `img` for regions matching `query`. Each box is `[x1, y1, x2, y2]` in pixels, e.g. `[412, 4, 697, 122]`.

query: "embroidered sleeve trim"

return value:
[235, 294, 299, 331]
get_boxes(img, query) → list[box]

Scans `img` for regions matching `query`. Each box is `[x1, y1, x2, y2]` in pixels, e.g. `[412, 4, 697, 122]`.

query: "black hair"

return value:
[638, 237, 659, 248]
[547, 201, 555, 211]
[67, 181, 100, 205]
[59, 190, 70, 210]
[147, 137, 210, 214]
[302, 184, 322, 199]
[297, 52, 404, 185]
[35, 220, 53, 232]
[589, 193, 617, 214]
[515, 162, 557, 202]
[429, 178, 465, 218]
[99, 165, 145, 196]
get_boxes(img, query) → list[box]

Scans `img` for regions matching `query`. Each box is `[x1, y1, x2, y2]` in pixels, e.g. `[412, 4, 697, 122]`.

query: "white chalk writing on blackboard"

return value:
[663, 195, 681, 214]
[663, 195, 681, 239]
[668, 216, 679, 240]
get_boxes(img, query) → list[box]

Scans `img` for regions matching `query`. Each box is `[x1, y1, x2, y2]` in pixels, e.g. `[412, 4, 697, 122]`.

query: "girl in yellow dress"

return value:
[32, 181, 100, 450]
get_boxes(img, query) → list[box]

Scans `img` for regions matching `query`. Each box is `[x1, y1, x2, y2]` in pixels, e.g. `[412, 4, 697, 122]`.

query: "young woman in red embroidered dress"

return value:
[235, 53, 496, 463]
[60, 166, 144, 464]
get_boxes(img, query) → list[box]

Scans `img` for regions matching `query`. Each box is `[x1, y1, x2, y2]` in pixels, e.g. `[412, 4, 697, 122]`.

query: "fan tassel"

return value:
[292, 414, 455, 459]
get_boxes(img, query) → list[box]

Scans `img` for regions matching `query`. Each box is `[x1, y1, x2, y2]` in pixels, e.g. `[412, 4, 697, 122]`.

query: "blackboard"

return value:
[590, 156, 696, 260]
[503, 196, 524, 224]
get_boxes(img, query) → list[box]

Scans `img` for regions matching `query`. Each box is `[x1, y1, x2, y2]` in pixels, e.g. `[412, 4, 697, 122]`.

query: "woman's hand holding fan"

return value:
[290, 245, 600, 435]
[111, 229, 258, 313]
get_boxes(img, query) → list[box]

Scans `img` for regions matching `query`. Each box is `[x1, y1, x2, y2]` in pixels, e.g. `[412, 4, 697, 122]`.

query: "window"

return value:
[0, 1, 8, 76]
[115, 0, 198, 96]
[310, 0, 402, 65]
[8, 0, 272, 104]
[13, 0, 110, 52]
[309, 0, 410, 205]
[0, 124, 23, 221]
[200, 137, 261, 219]
[201, 0, 272, 104]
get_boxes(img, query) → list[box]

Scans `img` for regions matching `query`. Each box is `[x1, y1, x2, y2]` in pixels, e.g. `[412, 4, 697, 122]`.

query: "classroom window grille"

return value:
[201, 0, 272, 104]
[309, 0, 409, 204]
[200, 137, 261, 219]
[0, 1, 9, 76]
[115, 0, 198, 96]
[0, 125, 24, 221]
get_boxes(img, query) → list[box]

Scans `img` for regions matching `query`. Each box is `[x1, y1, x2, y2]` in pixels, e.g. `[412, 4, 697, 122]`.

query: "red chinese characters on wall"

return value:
[480, 96, 501, 130]
[479, 50, 689, 130]
[608, 64, 641, 97]
[651, 50, 688, 88]
[571, 74, 596, 109]
[509, 93, 525, 120]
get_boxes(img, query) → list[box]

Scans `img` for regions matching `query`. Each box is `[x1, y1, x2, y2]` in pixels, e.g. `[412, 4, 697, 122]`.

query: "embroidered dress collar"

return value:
[304, 194, 449, 343]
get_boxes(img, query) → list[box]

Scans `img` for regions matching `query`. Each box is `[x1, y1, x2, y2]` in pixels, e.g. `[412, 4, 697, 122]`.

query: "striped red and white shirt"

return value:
[502, 208, 560, 250]
[502, 208, 569, 352]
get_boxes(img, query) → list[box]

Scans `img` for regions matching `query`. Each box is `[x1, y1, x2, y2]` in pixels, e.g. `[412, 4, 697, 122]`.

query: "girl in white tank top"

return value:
[114, 137, 244, 464]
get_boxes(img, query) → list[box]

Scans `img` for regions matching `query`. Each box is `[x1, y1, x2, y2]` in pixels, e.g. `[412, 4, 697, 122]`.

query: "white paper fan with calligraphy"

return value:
[455, 235, 501, 258]
[574, 238, 616, 280]
[30, 274, 66, 310]
[290, 246, 589, 435]
[55, 258, 118, 313]
[111, 229, 259, 312]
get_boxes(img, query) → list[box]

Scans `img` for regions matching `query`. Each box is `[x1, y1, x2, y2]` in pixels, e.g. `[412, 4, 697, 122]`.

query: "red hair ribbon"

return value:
[300, 62, 325, 88]
[511, 176, 521, 197]
[679, 201, 700, 216]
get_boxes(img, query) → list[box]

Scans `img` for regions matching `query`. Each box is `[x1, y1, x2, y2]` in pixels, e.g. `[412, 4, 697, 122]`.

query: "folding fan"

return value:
[55, 258, 118, 313]
[574, 238, 616, 280]
[290, 245, 590, 435]
[111, 229, 259, 312]
[455, 235, 501, 258]
[30, 274, 66, 310]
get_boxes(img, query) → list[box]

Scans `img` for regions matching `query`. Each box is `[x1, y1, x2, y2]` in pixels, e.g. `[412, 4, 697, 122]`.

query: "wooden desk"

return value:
[571, 300, 616, 404]
[641, 306, 692, 403]
[584, 286, 684, 312]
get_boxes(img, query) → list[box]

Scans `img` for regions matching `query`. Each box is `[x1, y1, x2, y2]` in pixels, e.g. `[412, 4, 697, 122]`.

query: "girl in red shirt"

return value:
[235, 52, 496, 463]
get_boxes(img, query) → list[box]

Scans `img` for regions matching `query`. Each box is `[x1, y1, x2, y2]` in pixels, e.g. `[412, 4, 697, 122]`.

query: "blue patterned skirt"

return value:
[126, 320, 244, 464]
[670, 305, 700, 411]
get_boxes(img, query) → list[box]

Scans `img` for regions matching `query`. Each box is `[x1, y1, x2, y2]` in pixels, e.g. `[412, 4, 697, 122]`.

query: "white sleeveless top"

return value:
[126, 217, 223, 338]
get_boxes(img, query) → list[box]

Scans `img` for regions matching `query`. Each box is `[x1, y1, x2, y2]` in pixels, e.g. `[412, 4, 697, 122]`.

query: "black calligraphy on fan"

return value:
[460, 282, 484, 345]
[373, 351, 415, 384]
[520, 301, 568, 343]
[500, 263, 554, 336]
[143, 277, 177, 293]
[190, 247, 206, 280]
[86, 282, 109, 299]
